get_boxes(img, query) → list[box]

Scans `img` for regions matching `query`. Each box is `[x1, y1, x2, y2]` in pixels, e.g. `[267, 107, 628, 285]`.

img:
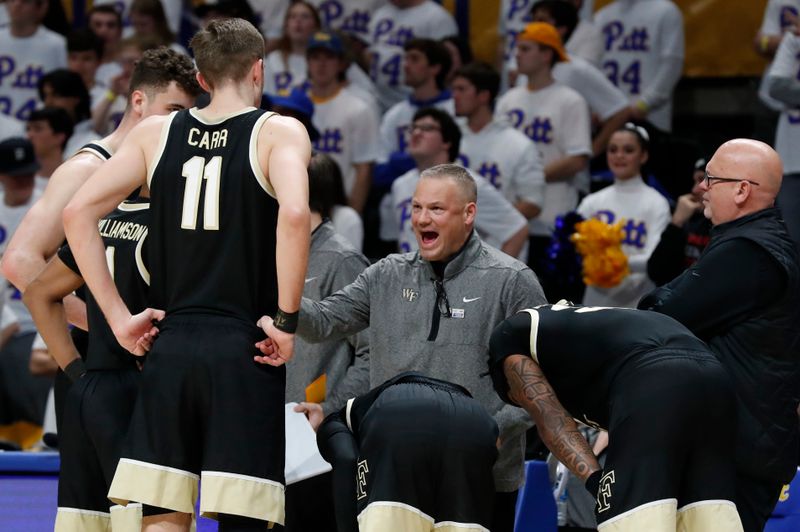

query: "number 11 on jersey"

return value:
[181, 156, 222, 231]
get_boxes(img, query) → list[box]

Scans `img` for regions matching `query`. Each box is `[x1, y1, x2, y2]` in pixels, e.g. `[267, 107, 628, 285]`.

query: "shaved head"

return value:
[713, 139, 782, 201]
[702, 139, 783, 225]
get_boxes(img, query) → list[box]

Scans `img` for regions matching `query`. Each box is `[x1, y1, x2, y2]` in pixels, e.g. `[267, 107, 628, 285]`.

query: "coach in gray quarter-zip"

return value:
[296, 163, 547, 532]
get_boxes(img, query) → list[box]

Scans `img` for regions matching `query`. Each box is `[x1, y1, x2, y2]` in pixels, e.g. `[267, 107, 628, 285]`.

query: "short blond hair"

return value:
[189, 18, 264, 89]
[420, 164, 477, 203]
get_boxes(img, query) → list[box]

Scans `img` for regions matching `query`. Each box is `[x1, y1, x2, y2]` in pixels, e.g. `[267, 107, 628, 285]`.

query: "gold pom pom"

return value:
[570, 218, 630, 288]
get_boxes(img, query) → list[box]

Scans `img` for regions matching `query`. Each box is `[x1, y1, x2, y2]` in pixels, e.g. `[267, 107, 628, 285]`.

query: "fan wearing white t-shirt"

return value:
[88, 5, 124, 89]
[378, 38, 455, 166]
[306, 31, 380, 214]
[26, 108, 72, 191]
[380, 107, 527, 258]
[754, 0, 800, 111]
[529, 1, 629, 159]
[500, 0, 604, 91]
[0, 0, 67, 121]
[308, 0, 383, 45]
[451, 62, 544, 226]
[263, 1, 320, 95]
[0, 114, 24, 143]
[766, 30, 800, 247]
[0, 137, 42, 332]
[495, 22, 591, 270]
[594, 0, 684, 134]
[261, 2, 379, 113]
[564, 0, 603, 67]
[367, 0, 457, 111]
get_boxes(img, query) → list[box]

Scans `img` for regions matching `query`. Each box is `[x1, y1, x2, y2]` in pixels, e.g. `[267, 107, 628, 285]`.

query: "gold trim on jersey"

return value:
[597, 498, 677, 531]
[109, 503, 142, 532]
[108, 458, 199, 515]
[356, 502, 490, 531]
[54, 507, 110, 532]
[75, 139, 114, 162]
[249, 112, 277, 198]
[358, 501, 434, 531]
[135, 230, 150, 286]
[199, 470, 285, 525]
[434, 521, 490, 531]
[521, 309, 540, 364]
[188, 106, 257, 125]
[147, 112, 177, 189]
[676, 500, 743, 532]
[345, 397, 356, 431]
[116, 201, 150, 212]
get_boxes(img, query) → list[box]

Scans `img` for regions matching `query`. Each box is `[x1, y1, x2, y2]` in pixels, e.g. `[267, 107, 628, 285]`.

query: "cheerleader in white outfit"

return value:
[577, 123, 670, 307]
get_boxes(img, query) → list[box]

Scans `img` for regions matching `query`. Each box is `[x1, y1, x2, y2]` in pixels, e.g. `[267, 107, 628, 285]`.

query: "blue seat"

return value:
[514, 460, 557, 532]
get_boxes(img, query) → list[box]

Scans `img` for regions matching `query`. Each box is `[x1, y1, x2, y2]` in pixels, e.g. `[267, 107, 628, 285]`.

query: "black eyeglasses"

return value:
[432, 279, 451, 318]
[410, 123, 441, 133]
[704, 171, 760, 187]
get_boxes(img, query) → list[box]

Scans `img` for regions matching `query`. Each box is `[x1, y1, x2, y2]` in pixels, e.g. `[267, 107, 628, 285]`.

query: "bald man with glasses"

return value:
[639, 139, 800, 532]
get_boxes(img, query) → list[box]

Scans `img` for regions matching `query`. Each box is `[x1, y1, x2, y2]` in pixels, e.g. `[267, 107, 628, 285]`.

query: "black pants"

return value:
[492, 489, 519, 532]
[735, 473, 783, 532]
[598, 349, 739, 528]
[356, 383, 498, 529]
[283, 472, 337, 531]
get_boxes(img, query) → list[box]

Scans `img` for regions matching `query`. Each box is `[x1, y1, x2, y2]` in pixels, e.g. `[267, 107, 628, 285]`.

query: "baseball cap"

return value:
[0, 137, 40, 177]
[307, 32, 344, 56]
[262, 87, 320, 142]
[517, 22, 569, 62]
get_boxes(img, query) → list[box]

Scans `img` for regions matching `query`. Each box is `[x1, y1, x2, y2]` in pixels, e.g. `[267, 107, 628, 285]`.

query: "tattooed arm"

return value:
[504, 354, 600, 481]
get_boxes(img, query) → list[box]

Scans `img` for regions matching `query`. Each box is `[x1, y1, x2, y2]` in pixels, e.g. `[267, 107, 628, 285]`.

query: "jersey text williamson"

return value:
[98, 219, 147, 242]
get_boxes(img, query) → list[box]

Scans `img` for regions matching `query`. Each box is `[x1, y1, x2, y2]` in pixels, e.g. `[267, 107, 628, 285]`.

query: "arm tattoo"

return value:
[504, 355, 600, 480]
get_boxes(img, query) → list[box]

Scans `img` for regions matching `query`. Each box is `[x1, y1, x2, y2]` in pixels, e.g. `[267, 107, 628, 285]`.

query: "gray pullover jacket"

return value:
[299, 231, 547, 491]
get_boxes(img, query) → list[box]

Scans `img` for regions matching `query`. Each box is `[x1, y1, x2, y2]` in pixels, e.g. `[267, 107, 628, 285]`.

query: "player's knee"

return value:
[141, 506, 192, 530]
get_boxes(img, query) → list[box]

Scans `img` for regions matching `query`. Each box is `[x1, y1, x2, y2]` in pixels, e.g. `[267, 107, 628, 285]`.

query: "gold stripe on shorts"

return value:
[109, 503, 142, 532]
[200, 470, 285, 525]
[358, 501, 435, 532]
[434, 520, 490, 531]
[108, 458, 199, 514]
[55, 507, 110, 532]
[598, 498, 678, 532]
[677, 500, 743, 532]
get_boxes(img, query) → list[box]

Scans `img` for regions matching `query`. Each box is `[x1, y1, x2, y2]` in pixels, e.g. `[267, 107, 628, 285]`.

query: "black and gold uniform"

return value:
[490, 303, 743, 532]
[108, 108, 286, 526]
[55, 198, 149, 532]
[53, 141, 114, 437]
[318, 372, 498, 532]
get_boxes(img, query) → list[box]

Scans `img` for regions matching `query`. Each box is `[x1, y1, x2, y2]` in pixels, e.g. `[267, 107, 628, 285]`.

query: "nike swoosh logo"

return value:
[305, 277, 318, 284]
[462, 296, 481, 303]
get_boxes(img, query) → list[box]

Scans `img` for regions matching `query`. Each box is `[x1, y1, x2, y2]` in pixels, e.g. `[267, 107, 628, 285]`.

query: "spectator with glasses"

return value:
[639, 139, 800, 532]
[287, 163, 545, 532]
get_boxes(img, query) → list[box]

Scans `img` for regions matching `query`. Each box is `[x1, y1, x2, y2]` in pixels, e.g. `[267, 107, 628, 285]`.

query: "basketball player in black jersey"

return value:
[490, 303, 744, 532]
[317, 372, 499, 532]
[25, 197, 150, 532]
[4, 48, 200, 440]
[63, 18, 311, 532]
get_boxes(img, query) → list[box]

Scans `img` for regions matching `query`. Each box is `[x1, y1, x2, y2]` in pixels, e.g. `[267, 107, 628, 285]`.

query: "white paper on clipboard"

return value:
[284, 402, 332, 485]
